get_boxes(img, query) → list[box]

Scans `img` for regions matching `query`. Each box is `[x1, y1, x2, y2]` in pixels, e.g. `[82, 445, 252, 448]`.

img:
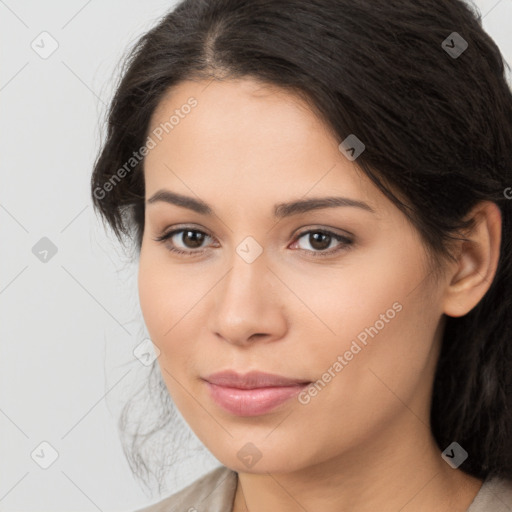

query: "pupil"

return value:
[184, 230, 204, 248]
[311, 232, 330, 250]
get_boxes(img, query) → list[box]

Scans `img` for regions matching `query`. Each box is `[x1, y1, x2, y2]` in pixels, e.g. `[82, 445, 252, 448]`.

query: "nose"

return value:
[207, 248, 288, 347]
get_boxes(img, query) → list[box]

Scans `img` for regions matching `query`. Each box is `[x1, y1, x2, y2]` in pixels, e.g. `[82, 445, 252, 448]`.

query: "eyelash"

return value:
[152, 226, 354, 259]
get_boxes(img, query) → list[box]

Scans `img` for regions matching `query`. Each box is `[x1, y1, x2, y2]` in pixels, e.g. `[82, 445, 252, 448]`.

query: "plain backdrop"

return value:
[1, 1, 511, 511]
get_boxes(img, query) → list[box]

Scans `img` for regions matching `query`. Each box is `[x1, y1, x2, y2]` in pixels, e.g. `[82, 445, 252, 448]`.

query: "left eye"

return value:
[153, 227, 353, 257]
[291, 229, 353, 257]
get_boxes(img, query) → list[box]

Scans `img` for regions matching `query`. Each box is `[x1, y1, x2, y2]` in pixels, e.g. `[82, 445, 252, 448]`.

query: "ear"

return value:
[442, 201, 502, 318]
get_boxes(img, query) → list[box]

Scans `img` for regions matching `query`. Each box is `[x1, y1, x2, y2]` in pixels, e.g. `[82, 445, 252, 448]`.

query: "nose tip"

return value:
[208, 261, 288, 347]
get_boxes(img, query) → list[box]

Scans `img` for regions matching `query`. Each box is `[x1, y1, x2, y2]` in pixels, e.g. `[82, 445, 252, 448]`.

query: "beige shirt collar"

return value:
[136, 465, 512, 512]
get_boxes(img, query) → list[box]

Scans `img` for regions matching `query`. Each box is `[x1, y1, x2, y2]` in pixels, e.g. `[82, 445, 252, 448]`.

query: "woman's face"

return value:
[138, 77, 446, 474]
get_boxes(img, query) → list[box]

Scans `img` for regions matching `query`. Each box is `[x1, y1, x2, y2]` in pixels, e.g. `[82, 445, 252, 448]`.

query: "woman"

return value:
[91, 0, 512, 510]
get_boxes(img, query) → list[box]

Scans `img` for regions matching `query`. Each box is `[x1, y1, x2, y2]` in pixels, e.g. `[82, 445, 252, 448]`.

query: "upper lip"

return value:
[203, 370, 311, 389]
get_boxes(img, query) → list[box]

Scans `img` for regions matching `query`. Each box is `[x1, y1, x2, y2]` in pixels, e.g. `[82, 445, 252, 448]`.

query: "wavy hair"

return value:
[91, 0, 512, 490]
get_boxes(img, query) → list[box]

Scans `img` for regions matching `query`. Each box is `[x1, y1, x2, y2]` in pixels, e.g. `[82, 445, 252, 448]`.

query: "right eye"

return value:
[153, 227, 218, 256]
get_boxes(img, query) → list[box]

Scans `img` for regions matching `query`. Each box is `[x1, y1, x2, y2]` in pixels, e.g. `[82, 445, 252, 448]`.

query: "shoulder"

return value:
[466, 475, 512, 512]
[133, 465, 237, 512]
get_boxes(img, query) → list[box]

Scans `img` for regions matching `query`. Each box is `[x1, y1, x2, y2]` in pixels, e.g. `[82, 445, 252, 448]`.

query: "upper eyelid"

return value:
[158, 224, 352, 237]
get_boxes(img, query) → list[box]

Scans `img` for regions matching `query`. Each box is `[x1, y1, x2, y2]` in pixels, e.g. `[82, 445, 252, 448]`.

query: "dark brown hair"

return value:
[91, 0, 512, 490]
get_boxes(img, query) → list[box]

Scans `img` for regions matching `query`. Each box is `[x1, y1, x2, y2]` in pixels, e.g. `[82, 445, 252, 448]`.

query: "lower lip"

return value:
[204, 381, 309, 416]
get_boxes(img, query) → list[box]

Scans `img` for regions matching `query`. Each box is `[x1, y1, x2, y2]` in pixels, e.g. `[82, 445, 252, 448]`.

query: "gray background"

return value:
[1, 1, 511, 510]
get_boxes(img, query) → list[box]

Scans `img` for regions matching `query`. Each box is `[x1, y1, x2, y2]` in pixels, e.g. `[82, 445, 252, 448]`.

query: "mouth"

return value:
[202, 370, 312, 417]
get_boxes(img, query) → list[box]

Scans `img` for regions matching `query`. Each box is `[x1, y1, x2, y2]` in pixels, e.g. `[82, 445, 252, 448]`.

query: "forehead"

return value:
[143, 77, 380, 213]
[149, 77, 317, 131]
[147, 78, 332, 158]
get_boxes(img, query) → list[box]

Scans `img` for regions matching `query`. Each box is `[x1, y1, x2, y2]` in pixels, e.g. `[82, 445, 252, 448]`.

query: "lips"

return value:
[202, 370, 311, 416]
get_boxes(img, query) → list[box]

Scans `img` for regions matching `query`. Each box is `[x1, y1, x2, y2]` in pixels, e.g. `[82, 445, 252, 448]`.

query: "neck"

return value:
[232, 412, 483, 512]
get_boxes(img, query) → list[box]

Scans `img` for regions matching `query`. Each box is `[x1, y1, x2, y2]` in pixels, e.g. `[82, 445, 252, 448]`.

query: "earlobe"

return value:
[442, 201, 502, 318]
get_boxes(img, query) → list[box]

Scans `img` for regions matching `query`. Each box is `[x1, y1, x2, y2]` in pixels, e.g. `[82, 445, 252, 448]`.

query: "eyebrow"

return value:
[146, 189, 375, 217]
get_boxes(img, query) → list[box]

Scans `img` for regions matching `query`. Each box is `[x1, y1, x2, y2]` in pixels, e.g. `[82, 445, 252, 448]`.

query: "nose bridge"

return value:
[209, 238, 286, 345]
[219, 218, 269, 295]
[221, 241, 271, 311]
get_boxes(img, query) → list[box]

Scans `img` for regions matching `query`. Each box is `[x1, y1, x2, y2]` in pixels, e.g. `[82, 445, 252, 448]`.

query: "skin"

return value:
[138, 77, 501, 511]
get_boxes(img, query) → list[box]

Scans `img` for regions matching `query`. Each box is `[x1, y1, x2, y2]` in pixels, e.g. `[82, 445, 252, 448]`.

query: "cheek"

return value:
[283, 236, 425, 350]
[137, 256, 194, 407]
[295, 239, 438, 403]
[138, 255, 167, 338]
[137, 245, 193, 339]
[137, 247, 207, 378]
